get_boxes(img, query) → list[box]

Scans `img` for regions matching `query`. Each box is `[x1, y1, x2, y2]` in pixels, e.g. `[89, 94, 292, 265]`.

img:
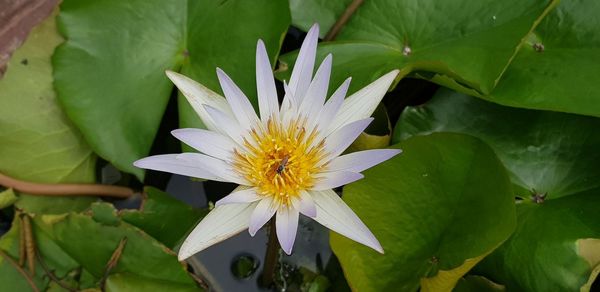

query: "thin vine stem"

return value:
[324, 0, 365, 41]
[0, 249, 40, 292]
[0, 172, 134, 198]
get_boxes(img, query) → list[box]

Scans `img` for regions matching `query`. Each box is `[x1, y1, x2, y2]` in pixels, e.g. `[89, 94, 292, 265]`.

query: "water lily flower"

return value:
[134, 24, 400, 260]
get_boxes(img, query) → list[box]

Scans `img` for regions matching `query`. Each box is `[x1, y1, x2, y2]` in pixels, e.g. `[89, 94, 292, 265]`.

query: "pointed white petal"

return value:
[318, 77, 351, 128]
[216, 187, 262, 206]
[327, 70, 399, 135]
[177, 153, 247, 185]
[248, 196, 278, 236]
[133, 154, 221, 181]
[178, 202, 257, 260]
[323, 118, 373, 161]
[204, 104, 245, 144]
[288, 24, 319, 102]
[282, 81, 295, 109]
[292, 190, 317, 218]
[276, 207, 299, 255]
[327, 149, 402, 173]
[299, 54, 332, 120]
[313, 77, 351, 144]
[216, 68, 260, 128]
[165, 70, 234, 133]
[171, 128, 236, 161]
[310, 189, 383, 253]
[256, 40, 279, 121]
[312, 171, 364, 190]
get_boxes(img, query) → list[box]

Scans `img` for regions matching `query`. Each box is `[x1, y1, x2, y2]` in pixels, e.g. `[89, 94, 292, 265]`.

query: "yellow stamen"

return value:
[233, 118, 325, 206]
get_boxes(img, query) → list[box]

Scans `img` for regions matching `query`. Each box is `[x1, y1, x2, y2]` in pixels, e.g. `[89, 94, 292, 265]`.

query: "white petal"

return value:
[323, 118, 373, 161]
[280, 81, 298, 126]
[216, 187, 262, 206]
[256, 40, 279, 121]
[171, 128, 236, 161]
[177, 153, 247, 185]
[299, 54, 332, 121]
[327, 70, 399, 135]
[165, 70, 234, 133]
[311, 171, 364, 190]
[178, 202, 257, 260]
[248, 196, 278, 236]
[204, 104, 246, 144]
[292, 190, 317, 218]
[288, 24, 319, 103]
[314, 77, 351, 144]
[216, 68, 260, 128]
[310, 189, 383, 253]
[327, 149, 402, 173]
[318, 77, 351, 128]
[276, 207, 299, 255]
[133, 154, 221, 181]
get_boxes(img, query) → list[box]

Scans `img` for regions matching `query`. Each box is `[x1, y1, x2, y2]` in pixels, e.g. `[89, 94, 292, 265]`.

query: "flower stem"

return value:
[261, 219, 279, 288]
[0, 172, 134, 198]
[324, 0, 365, 41]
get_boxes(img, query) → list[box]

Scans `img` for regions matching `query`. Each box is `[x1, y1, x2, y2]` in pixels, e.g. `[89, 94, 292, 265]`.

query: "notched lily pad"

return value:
[396, 89, 600, 291]
[333, 133, 516, 292]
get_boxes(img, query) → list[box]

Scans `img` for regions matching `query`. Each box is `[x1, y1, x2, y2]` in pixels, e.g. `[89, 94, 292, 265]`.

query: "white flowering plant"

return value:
[0, 0, 598, 291]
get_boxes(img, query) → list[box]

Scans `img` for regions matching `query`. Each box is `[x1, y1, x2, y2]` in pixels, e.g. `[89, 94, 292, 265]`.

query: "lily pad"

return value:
[288, 0, 352, 38]
[454, 275, 505, 292]
[395, 90, 600, 290]
[395, 89, 600, 199]
[0, 9, 96, 214]
[279, 0, 557, 96]
[443, 0, 600, 118]
[332, 133, 516, 291]
[120, 187, 207, 248]
[53, 0, 290, 179]
[476, 192, 600, 291]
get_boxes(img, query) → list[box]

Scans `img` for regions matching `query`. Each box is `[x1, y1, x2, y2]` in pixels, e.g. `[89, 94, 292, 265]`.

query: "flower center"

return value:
[233, 118, 326, 205]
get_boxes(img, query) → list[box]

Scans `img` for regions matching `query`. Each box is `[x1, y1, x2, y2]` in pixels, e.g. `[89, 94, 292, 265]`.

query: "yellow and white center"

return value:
[233, 118, 326, 205]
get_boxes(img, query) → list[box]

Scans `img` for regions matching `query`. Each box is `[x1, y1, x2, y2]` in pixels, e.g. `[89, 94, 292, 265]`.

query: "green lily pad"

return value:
[38, 212, 197, 288]
[92, 202, 121, 226]
[395, 90, 600, 290]
[53, 0, 290, 179]
[0, 189, 18, 209]
[476, 192, 600, 291]
[0, 214, 84, 291]
[120, 187, 207, 248]
[0, 9, 96, 214]
[442, 0, 600, 118]
[288, 0, 352, 38]
[279, 0, 557, 96]
[105, 273, 199, 292]
[1, 188, 205, 291]
[332, 133, 516, 291]
[454, 275, 505, 292]
[395, 89, 600, 199]
[179, 0, 290, 131]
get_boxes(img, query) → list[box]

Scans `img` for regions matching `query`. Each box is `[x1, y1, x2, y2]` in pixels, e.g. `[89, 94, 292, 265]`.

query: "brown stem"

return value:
[22, 214, 35, 275]
[36, 248, 77, 292]
[324, 0, 365, 41]
[0, 172, 134, 198]
[260, 219, 279, 288]
[99, 237, 128, 290]
[0, 249, 40, 292]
